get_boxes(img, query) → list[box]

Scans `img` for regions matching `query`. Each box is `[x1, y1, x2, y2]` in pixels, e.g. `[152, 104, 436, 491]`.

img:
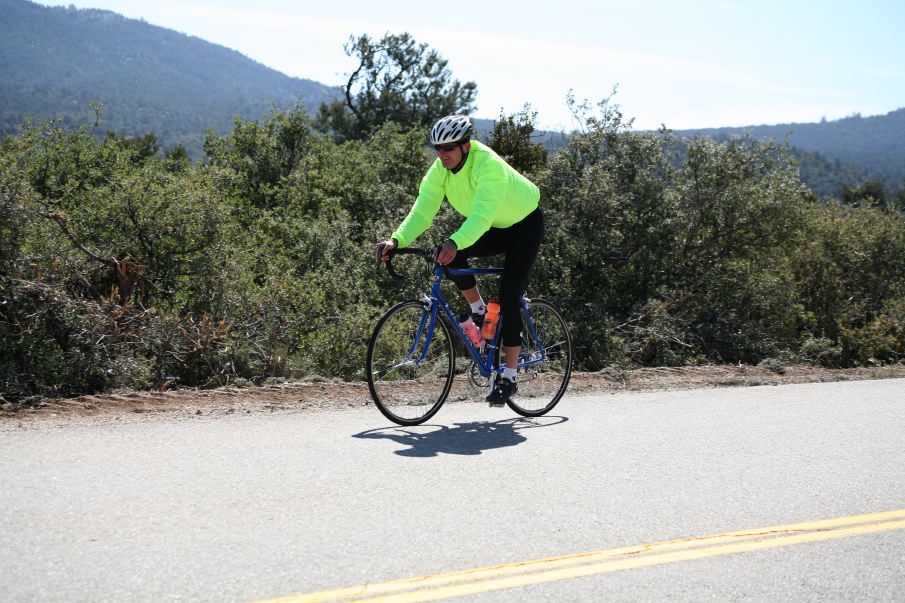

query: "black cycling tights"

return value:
[447, 207, 545, 347]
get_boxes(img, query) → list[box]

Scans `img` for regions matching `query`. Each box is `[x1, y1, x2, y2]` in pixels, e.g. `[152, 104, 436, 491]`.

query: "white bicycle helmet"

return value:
[430, 115, 474, 146]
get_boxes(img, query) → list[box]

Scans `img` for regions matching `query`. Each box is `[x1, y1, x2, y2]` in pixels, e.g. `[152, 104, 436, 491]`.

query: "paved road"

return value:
[1, 379, 904, 602]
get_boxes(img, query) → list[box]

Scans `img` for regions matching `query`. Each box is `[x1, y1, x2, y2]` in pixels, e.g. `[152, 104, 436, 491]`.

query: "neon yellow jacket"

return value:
[391, 140, 540, 250]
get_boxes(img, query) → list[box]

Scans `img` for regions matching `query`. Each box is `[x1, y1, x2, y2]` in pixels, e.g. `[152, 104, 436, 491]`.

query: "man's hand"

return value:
[375, 239, 397, 264]
[435, 239, 457, 265]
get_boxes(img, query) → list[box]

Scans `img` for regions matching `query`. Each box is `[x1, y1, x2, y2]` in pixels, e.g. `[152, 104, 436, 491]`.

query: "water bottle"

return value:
[481, 300, 501, 340]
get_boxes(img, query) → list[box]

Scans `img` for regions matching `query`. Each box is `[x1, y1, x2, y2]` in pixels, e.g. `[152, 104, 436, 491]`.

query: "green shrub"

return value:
[3, 101, 904, 401]
[799, 335, 843, 367]
[757, 357, 786, 374]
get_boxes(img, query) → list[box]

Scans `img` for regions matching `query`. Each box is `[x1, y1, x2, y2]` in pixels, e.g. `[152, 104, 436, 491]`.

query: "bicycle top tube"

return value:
[443, 266, 503, 276]
[384, 247, 503, 279]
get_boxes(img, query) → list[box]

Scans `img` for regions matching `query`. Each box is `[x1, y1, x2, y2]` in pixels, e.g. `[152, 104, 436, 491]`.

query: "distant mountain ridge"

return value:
[674, 109, 905, 198]
[0, 0, 340, 155]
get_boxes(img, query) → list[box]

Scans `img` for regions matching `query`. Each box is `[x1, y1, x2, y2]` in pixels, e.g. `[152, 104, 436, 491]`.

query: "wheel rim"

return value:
[367, 302, 454, 424]
[507, 300, 571, 416]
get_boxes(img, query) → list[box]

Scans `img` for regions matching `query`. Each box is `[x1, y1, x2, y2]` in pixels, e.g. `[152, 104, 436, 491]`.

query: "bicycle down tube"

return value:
[427, 264, 543, 377]
[432, 265, 501, 373]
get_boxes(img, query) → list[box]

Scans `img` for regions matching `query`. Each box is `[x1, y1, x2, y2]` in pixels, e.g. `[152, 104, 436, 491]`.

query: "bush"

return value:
[3, 100, 904, 401]
[792, 203, 905, 365]
[799, 335, 843, 367]
[757, 357, 786, 374]
[839, 298, 905, 366]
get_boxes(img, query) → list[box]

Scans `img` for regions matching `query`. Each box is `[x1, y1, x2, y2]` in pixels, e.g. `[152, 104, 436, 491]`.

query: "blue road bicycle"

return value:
[366, 247, 572, 426]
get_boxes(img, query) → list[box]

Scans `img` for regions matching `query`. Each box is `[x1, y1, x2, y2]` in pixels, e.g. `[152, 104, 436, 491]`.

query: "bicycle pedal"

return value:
[488, 400, 506, 408]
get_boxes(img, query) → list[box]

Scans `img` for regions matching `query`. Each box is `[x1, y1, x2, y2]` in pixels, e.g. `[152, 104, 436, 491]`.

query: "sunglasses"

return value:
[433, 143, 459, 153]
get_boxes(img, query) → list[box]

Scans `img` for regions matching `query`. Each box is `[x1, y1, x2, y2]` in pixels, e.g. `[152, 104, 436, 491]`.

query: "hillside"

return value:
[675, 109, 905, 197]
[0, 0, 340, 156]
[1, 0, 902, 197]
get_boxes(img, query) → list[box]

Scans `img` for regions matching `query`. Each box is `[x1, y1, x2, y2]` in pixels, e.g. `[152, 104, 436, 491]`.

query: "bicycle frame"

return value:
[407, 263, 547, 380]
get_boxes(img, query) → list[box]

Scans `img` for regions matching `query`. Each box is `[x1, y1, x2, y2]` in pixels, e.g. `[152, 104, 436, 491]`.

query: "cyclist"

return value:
[375, 115, 544, 405]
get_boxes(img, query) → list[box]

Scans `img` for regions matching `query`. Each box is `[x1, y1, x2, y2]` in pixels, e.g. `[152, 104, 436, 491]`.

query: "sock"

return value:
[503, 367, 517, 381]
[470, 298, 486, 315]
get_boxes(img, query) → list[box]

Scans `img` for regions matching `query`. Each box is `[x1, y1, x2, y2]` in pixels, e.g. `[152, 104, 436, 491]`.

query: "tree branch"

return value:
[32, 201, 116, 270]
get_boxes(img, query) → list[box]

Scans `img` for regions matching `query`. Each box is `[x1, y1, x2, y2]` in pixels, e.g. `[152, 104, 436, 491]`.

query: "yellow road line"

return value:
[256, 509, 905, 603]
[356, 519, 905, 603]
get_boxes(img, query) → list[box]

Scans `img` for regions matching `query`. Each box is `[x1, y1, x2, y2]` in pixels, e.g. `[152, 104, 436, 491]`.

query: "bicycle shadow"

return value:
[352, 416, 568, 457]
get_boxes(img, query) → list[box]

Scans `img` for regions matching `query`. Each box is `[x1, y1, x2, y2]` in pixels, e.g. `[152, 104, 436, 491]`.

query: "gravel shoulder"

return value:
[3, 364, 904, 430]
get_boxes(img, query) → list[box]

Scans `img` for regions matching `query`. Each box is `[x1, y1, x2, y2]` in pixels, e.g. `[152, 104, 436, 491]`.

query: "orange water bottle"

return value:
[481, 299, 501, 340]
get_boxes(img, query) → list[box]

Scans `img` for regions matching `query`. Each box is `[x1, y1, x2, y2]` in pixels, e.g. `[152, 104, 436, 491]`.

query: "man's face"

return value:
[436, 141, 470, 169]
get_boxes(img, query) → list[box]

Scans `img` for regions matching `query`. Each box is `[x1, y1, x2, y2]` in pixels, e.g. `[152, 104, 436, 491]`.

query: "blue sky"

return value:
[35, 0, 905, 131]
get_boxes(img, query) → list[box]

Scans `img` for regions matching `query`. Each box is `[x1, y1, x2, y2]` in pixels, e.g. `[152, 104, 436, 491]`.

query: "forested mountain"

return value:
[675, 109, 905, 198]
[790, 147, 875, 199]
[0, 0, 340, 156]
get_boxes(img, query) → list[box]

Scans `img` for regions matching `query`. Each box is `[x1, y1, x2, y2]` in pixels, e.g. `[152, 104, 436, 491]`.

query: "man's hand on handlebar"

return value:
[434, 239, 457, 265]
[375, 239, 397, 264]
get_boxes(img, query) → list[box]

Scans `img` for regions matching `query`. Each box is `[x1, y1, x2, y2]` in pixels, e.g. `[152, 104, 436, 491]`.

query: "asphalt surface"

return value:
[1, 378, 904, 602]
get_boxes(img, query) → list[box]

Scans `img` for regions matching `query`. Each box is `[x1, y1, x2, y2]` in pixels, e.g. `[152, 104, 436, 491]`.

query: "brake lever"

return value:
[382, 251, 405, 281]
[386, 261, 404, 280]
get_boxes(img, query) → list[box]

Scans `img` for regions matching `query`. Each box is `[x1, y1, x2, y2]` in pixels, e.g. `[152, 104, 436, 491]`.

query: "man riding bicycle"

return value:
[376, 115, 544, 405]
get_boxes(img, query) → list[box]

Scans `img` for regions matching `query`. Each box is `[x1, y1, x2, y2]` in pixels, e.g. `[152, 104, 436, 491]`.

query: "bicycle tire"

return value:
[366, 300, 455, 425]
[505, 299, 572, 417]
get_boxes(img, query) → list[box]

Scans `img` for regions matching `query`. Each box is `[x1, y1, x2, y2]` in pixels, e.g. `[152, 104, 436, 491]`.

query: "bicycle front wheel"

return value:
[507, 299, 572, 417]
[366, 301, 455, 425]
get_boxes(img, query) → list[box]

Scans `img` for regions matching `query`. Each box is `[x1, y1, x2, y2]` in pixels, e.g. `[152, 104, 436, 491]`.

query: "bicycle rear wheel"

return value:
[506, 299, 572, 417]
[366, 301, 455, 425]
